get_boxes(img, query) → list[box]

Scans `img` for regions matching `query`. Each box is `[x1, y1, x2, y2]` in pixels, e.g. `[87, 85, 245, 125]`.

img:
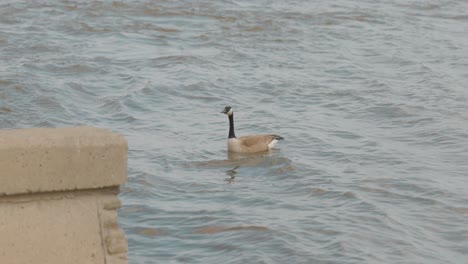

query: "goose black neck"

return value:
[228, 114, 236, 138]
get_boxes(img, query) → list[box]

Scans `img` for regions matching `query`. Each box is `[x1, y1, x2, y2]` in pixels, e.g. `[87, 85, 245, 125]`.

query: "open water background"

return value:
[1, 0, 468, 263]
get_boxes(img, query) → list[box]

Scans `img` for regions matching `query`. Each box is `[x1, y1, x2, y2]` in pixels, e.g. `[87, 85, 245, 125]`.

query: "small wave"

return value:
[124, 22, 180, 33]
[32, 95, 67, 113]
[308, 187, 328, 195]
[244, 26, 265, 32]
[0, 79, 14, 85]
[450, 207, 468, 214]
[0, 106, 12, 113]
[193, 225, 269, 234]
[148, 55, 209, 68]
[365, 105, 413, 119]
[133, 227, 165, 237]
[24, 62, 96, 75]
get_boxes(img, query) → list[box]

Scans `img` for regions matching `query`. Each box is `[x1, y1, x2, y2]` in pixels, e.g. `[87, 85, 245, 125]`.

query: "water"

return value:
[1, 0, 468, 263]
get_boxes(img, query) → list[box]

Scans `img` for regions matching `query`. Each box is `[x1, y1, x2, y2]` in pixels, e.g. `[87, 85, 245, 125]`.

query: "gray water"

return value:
[1, 0, 468, 263]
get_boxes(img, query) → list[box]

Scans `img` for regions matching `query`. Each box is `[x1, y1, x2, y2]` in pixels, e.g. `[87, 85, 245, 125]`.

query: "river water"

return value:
[1, 0, 468, 263]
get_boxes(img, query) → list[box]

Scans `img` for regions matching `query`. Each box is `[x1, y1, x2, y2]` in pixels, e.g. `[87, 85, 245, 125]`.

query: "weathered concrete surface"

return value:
[0, 126, 128, 264]
[0, 126, 127, 196]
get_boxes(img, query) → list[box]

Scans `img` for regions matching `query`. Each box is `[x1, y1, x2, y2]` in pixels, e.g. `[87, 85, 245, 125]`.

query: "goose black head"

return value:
[221, 106, 233, 116]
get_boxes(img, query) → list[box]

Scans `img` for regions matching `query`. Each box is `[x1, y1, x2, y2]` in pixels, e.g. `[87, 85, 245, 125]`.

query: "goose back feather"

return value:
[228, 134, 283, 153]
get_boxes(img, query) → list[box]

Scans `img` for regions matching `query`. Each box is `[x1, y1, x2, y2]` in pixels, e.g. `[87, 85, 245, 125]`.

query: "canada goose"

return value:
[221, 106, 284, 153]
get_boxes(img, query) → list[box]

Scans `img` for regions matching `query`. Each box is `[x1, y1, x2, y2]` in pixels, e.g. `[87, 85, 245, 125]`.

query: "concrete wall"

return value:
[0, 126, 128, 264]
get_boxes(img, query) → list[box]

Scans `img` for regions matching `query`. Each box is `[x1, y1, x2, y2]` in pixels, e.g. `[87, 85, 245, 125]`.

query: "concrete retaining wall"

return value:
[0, 126, 128, 264]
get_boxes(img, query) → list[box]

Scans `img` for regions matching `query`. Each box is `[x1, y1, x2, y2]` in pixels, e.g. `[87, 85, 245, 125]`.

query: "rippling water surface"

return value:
[1, 0, 468, 263]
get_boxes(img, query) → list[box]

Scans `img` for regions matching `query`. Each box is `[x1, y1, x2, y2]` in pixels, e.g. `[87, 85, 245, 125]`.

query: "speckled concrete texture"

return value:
[0, 126, 127, 195]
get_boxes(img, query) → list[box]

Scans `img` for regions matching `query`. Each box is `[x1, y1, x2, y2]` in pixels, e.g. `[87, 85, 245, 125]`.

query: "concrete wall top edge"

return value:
[0, 126, 128, 196]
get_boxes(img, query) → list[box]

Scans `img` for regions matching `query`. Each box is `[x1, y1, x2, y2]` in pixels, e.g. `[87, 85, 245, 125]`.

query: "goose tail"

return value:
[273, 135, 284, 140]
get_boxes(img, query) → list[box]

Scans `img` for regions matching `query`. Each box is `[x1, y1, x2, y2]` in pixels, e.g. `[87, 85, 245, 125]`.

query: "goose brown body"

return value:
[228, 135, 283, 153]
[221, 106, 284, 153]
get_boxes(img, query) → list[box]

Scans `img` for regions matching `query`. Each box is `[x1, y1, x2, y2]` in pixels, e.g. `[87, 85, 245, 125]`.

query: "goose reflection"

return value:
[225, 165, 239, 184]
